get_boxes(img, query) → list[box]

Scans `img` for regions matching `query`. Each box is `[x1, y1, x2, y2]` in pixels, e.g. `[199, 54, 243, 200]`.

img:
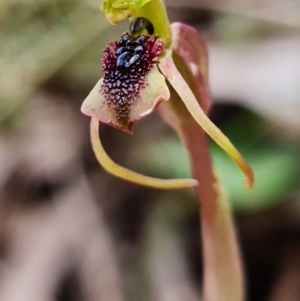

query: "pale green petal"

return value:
[90, 117, 198, 189]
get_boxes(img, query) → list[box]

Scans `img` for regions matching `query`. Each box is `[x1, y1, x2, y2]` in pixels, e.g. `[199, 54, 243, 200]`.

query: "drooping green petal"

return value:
[81, 65, 170, 134]
[159, 55, 254, 188]
[90, 117, 198, 189]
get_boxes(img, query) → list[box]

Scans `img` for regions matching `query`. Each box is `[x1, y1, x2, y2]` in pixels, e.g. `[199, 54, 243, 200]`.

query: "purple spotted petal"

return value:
[81, 34, 169, 133]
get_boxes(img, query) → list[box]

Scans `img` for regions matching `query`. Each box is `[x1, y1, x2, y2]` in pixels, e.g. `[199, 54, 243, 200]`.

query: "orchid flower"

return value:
[81, 0, 254, 190]
[81, 1, 255, 300]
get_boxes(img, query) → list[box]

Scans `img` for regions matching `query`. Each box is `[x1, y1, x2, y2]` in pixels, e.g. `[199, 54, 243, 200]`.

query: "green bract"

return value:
[101, 0, 171, 47]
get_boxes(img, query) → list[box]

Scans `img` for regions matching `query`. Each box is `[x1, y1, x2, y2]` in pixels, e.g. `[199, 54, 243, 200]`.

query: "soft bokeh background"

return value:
[1, 1, 300, 300]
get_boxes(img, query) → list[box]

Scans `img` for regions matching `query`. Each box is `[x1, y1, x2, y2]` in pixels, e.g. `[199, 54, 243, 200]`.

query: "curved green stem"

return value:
[90, 117, 198, 190]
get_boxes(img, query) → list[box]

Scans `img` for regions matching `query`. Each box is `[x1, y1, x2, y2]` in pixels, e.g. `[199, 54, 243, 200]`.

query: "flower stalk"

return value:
[181, 118, 244, 301]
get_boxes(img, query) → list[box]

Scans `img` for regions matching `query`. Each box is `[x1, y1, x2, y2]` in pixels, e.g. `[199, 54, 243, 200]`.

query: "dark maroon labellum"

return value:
[101, 33, 164, 124]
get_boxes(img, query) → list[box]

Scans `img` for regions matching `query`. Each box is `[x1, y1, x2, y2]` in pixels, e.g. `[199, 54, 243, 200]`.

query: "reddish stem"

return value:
[181, 118, 244, 301]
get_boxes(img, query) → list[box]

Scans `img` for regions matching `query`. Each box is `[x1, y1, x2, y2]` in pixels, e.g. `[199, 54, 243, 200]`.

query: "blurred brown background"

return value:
[0, 1, 300, 300]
